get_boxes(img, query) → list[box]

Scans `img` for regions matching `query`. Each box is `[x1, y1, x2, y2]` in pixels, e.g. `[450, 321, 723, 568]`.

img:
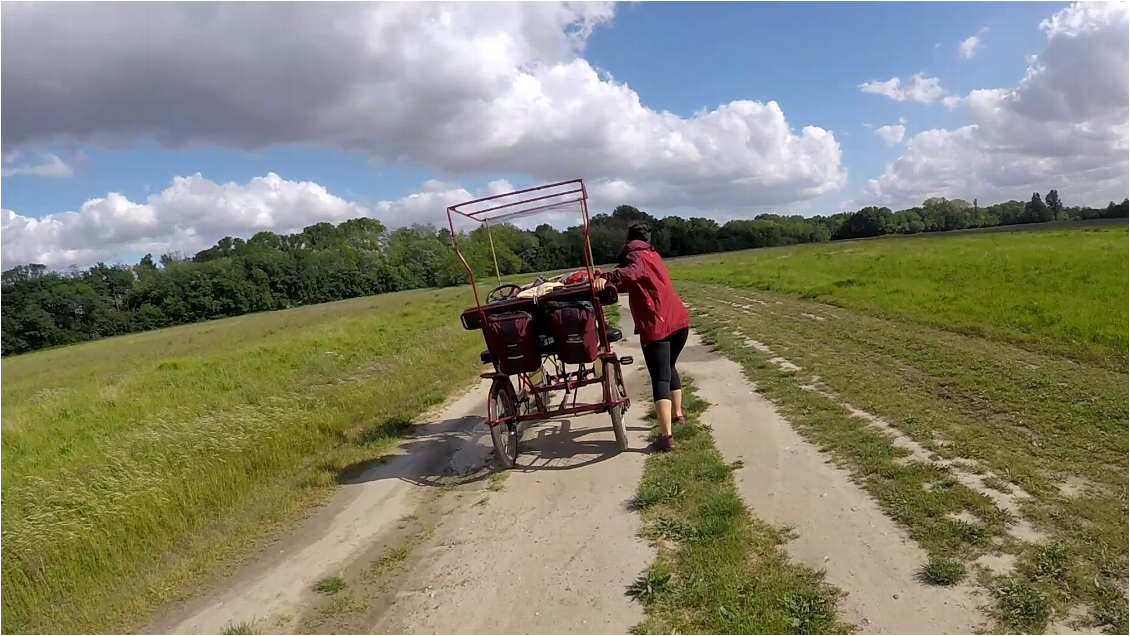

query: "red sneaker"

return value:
[674, 415, 686, 425]
[653, 434, 675, 453]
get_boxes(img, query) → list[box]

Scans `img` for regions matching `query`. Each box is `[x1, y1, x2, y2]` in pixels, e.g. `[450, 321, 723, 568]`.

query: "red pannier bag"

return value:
[544, 300, 600, 364]
[483, 310, 542, 375]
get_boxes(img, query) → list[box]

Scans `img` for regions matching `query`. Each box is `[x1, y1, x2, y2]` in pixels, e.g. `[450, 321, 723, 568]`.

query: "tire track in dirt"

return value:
[674, 307, 992, 634]
[685, 287, 1128, 634]
[712, 296, 1046, 546]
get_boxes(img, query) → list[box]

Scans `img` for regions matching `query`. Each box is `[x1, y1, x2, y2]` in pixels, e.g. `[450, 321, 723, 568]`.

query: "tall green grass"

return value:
[668, 227, 1128, 369]
[1, 288, 486, 634]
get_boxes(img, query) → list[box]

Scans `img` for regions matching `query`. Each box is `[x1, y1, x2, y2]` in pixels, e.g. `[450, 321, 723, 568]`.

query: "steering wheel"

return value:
[486, 283, 523, 304]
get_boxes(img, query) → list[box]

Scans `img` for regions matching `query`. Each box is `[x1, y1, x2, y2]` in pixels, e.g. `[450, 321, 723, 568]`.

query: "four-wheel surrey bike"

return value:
[449, 179, 633, 468]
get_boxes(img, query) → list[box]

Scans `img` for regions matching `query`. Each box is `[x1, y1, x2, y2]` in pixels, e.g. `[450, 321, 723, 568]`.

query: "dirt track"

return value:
[156, 310, 988, 635]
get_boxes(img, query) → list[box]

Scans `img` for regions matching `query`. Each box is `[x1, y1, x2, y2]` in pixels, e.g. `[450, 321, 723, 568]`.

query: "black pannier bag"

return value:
[544, 300, 600, 364]
[483, 310, 542, 375]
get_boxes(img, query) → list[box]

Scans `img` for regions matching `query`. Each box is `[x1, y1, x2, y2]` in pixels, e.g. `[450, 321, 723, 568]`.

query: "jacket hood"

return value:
[617, 240, 652, 258]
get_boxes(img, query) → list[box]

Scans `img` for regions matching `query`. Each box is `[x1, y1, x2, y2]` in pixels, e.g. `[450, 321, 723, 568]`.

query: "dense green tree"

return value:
[3, 191, 1126, 356]
[1045, 190, 1063, 220]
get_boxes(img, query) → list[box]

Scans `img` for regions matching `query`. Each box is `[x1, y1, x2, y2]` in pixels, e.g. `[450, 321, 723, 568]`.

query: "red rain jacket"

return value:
[601, 240, 690, 346]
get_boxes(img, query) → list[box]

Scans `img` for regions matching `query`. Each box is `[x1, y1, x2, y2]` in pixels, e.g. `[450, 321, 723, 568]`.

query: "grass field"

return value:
[669, 226, 1128, 633]
[1, 288, 487, 634]
[669, 227, 1128, 370]
[3, 226, 1125, 634]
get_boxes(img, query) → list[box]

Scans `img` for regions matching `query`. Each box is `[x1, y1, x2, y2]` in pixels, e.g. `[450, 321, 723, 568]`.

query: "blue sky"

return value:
[2, 1, 1125, 268]
[581, 1, 1063, 211]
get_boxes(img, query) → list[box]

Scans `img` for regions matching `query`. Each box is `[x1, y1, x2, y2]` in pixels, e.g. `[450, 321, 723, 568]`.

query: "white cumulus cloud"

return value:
[875, 125, 906, 146]
[864, 1, 1129, 209]
[0, 2, 846, 217]
[1, 152, 74, 178]
[0, 174, 519, 270]
[959, 27, 988, 59]
[858, 73, 945, 104]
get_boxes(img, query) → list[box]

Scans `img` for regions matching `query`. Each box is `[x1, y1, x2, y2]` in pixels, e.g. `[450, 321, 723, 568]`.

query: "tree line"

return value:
[3, 191, 1126, 356]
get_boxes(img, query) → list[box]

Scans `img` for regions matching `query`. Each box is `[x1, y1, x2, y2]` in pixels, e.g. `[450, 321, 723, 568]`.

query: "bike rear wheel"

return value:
[606, 361, 628, 452]
[488, 377, 519, 468]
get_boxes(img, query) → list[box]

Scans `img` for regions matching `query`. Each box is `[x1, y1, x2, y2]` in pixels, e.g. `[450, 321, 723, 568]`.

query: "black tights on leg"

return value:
[642, 327, 689, 402]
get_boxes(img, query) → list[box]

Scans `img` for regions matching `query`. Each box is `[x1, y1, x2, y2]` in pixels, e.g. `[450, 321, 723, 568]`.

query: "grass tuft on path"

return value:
[220, 621, 260, 635]
[629, 381, 850, 635]
[920, 555, 968, 586]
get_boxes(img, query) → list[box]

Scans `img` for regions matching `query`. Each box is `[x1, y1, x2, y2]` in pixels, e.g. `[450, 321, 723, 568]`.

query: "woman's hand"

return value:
[593, 277, 607, 291]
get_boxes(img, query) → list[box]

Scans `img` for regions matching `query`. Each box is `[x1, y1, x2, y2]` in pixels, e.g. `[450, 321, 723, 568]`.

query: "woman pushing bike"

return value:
[593, 222, 690, 453]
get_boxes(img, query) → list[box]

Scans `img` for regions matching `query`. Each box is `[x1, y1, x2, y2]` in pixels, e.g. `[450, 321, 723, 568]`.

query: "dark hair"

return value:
[626, 221, 651, 244]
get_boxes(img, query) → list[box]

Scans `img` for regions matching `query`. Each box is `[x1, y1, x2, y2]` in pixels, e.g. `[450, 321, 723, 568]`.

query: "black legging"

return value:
[642, 327, 689, 402]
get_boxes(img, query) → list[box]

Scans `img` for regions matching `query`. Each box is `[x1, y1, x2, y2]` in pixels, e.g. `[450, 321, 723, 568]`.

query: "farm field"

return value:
[670, 226, 1129, 633]
[669, 226, 1128, 370]
[0, 288, 487, 634]
[2, 225, 1126, 635]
